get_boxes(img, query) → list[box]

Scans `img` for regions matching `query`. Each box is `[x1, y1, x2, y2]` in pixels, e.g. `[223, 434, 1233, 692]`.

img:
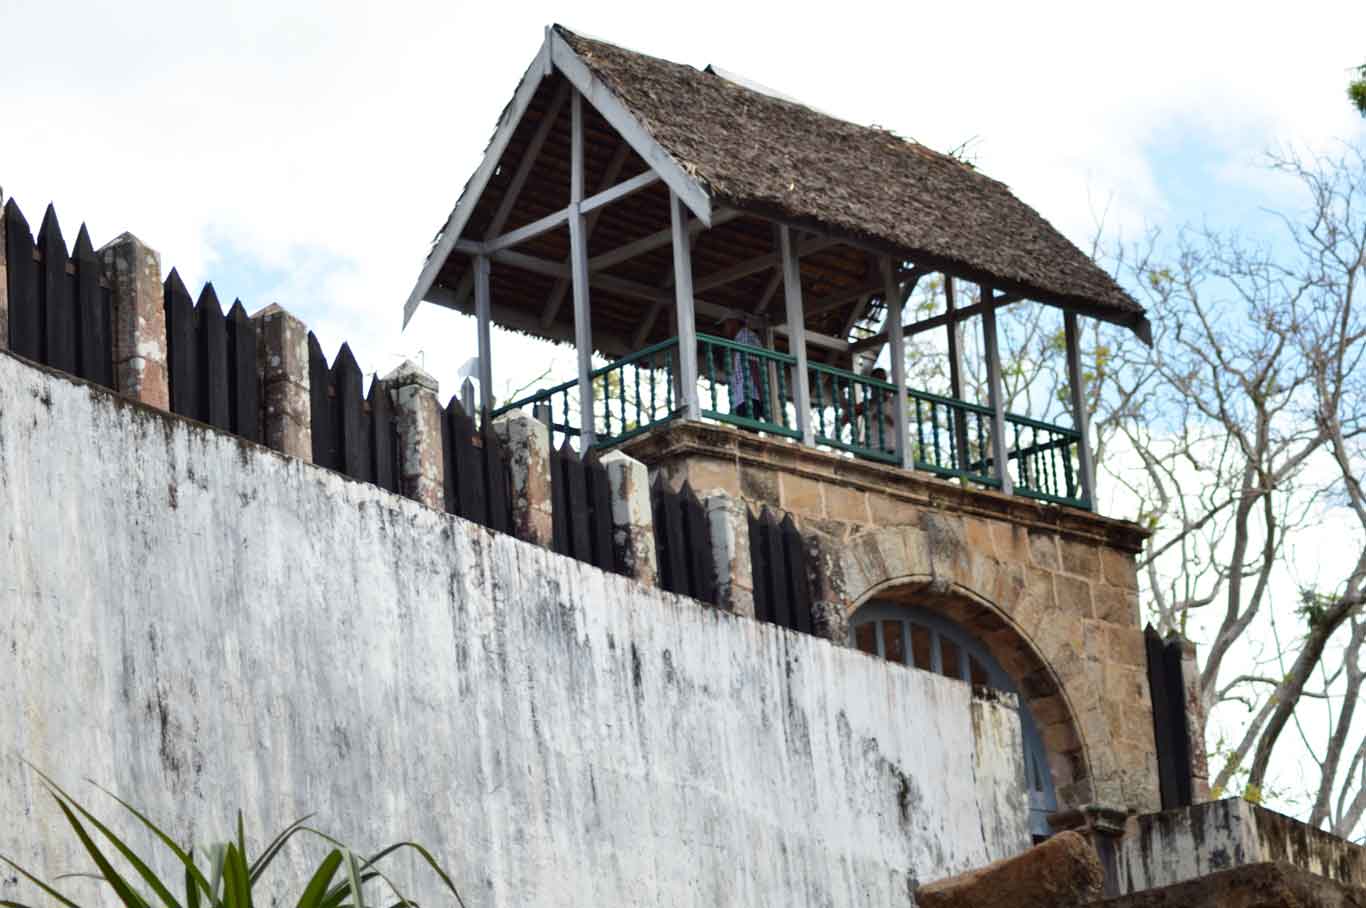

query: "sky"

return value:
[5, 0, 1366, 824]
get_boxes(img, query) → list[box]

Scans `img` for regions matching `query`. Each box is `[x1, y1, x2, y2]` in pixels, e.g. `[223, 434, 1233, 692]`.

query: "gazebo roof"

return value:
[404, 25, 1149, 351]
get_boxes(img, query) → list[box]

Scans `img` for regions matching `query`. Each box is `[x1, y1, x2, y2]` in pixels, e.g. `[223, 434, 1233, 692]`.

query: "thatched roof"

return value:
[405, 26, 1148, 349]
[556, 27, 1146, 339]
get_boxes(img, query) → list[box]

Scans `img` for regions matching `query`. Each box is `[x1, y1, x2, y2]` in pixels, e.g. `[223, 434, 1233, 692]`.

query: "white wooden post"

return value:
[980, 288, 1013, 494]
[474, 254, 493, 412]
[881, 257, 911, 469]
[670, 191, 700, 420]
[944, 276, 970, 468]
[780, 225, 813, 445]
[1064, 311, 1096, 506]
[569, 89, 595, 448]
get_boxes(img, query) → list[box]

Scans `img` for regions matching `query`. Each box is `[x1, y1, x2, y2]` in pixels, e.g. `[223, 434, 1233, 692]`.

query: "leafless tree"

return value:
[1093, 146, 1366, 838]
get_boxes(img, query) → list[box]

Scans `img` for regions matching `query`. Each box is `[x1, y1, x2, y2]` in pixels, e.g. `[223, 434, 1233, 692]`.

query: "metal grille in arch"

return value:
[849, 602, 1058, 840]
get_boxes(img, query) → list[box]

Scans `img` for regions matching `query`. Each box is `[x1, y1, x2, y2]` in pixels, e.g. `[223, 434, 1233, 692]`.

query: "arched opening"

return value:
[850, 599, 1060, 840]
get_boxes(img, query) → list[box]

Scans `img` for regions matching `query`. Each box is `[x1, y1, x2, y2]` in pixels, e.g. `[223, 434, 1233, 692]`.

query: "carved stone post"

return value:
[385, 360, 445, 511]
[253, 304, 312, 461]
[493, 410, 554, 547]
[99, 232, 167, 409]
[1169, 632, 1211, 803]
[600, 450, 657, 586]
[704, 490, 754, 617]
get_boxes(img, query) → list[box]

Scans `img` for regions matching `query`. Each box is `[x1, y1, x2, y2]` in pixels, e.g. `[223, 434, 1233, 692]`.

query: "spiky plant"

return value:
[0, 768, 465, 908]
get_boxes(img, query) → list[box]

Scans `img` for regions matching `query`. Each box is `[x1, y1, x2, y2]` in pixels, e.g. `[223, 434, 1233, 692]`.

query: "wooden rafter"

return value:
[403, 36, 552, 326]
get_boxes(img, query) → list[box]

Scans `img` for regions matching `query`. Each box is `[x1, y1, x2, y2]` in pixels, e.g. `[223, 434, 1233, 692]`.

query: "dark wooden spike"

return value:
[483, 415, 512, 533]
[747, 508, 771, 623]
[780, 514, 812, 634]
[764, 509, 792, 629]
[550, 443, 570, 556]
[4, 199, 39, 360]
[586, 455, 615, 572]
[71, 224, 112, 388]
[564, 447, 591, 561]
[440, 400, 456, 514]
[226, 300, 259, 441]
[679, 482, 714, 604]
[163, 268, 198, 416]
[307, 332, 335, 468]
[37, 204, 75, 372]
[196, 284, 229, 429]
[651, 475, 669, 589]
[332, 343, 366, 480]
[369, 378, 398, 492]
[662, 483, 689, 597]
[3, 200, 39, 360]
[444, 396, 485, 525]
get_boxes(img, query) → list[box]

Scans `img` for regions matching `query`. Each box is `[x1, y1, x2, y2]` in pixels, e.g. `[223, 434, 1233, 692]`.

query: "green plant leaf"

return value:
[342, 851, 365, 908]
[0, 854, 84, 908]
[248, 816, 316, 885]
[26, 772, 183, 908]
[221, 845, 251, 908]
[294, 852, 343, 908]
[47, 791, 150, 908]
[86, 782, 215, 905]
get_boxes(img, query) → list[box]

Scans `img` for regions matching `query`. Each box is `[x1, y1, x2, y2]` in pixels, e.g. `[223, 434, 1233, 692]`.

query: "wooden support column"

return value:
[569, 89, 595, 448]
[473, 254, 493, 412]
[881, 257, 911, 469]
[944, 277, 970, 468]
[670, 191, 700, 420]
[980, 288, 1013, 494]
[1064, 311, 1096, 506]
[780, 226, 813, 445]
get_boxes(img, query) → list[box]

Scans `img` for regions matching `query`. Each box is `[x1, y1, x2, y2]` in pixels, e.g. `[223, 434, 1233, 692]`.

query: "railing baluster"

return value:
[930, 398, 942, 468]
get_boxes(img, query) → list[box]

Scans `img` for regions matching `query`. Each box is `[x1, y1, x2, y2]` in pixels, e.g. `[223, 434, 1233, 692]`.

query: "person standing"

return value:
[721, 314, 766, 423]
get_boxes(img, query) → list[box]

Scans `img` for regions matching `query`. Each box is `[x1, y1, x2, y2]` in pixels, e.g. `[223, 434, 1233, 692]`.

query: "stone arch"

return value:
[848, 574, 1095, 816]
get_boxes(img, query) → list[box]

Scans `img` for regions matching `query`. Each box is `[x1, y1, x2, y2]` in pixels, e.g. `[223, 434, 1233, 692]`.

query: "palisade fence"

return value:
[747, 508, 815, 635]
[3, 200, 113, 388]
[1145, 625, 1195, 810]
[442, 393, 513, 534]
[651, 479, 718, 605]
[308, 337, 401, 494]
[3, 196, 743, 616]
[164, 270, 260, 441]
[550, 442, 618, 573]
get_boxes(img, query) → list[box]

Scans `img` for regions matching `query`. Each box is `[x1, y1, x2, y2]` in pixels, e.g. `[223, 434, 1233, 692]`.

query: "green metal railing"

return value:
[493, 337, 680, 449]
[697, 333, 802, 438]
[808, 364, 899, 463]
[496, 336, 1090, 509]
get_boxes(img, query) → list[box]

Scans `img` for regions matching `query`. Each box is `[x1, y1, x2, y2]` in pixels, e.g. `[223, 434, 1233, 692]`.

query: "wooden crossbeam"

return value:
[484, 82, 570, 241]
[587, 209, 742, 272]
[847, 288, 1023, 355]
[484, 169, 660, 255]
[403, 36, 551, 326]
[539, 141, 632, 329]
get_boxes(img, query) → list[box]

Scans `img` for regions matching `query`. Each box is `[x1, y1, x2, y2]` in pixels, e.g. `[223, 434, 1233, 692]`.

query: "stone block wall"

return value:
[622, 420, 1162, 816]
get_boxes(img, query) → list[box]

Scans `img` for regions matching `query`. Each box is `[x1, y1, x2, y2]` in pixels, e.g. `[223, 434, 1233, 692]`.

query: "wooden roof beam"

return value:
[403, 34, 553, 327]
[548, 29, 712, 228]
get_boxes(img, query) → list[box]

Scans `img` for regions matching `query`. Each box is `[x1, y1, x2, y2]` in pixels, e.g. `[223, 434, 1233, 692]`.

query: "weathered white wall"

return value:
[1116, 799, 1366, 895]
[0, 352, 1030, 907]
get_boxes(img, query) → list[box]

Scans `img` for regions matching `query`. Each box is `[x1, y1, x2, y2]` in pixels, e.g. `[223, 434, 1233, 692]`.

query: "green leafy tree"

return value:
[1350, 64, 1366, 116]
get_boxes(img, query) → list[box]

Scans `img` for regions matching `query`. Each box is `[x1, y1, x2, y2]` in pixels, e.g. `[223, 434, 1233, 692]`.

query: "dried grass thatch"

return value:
[558, 26, 1147, 338]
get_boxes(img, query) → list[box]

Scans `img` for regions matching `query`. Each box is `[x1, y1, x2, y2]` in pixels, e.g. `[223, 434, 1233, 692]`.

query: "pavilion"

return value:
[402, 25, 1149, 511]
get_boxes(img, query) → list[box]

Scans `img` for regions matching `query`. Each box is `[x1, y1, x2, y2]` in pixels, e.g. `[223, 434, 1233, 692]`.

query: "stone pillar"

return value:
[704, 491, 754, 617]
[385, 360, 445, 511]
[98, 233, 167, 409]
[1046, 805, 1127, 899]
[1169, 632, 1211, 803]
[600, 450, 657, 586]
[805, 532, 849, 642]
[253, 304, 312, 461]
[493, 410, 553, 547]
